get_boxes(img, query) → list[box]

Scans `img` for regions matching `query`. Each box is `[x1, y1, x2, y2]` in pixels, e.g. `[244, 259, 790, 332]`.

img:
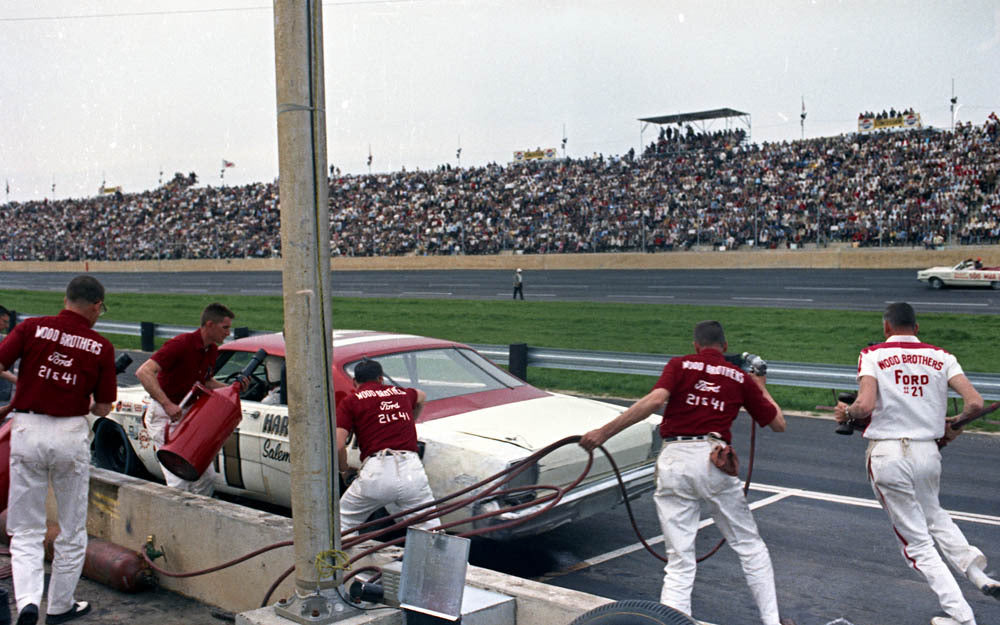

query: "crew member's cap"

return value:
[516, 268, 522, 273]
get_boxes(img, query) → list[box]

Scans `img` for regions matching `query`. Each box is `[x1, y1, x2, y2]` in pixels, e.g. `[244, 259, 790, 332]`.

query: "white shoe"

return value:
[930, 617, 973, 625]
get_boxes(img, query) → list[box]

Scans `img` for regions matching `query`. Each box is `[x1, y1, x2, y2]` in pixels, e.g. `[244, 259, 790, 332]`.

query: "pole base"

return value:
[273, 589, 361, 624]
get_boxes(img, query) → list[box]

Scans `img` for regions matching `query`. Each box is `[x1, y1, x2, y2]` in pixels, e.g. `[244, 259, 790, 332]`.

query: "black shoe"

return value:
[984, 582, 1000, 599]
[44, 602, 90, 625]
[16, 604, 38, 625]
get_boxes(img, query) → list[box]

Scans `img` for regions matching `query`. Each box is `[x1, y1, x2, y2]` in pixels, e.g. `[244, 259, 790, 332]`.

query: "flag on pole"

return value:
[222, 159, 235, 168]
[800, 97, 807, 121]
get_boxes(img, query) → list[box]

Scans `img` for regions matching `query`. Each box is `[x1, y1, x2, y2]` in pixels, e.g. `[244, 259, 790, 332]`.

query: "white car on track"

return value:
[88, 330, 661, 540]
[917, 259, 1000, 290]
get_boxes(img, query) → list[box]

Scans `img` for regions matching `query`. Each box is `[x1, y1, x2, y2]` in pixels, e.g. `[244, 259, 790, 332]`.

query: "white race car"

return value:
[89, 330, 661, 540]
[917, 259, 1000, 290]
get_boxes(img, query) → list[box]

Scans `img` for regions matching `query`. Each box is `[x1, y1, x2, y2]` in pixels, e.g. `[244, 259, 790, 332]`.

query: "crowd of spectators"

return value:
[859, 108, 916, 119]
[1, 116, 998, 261]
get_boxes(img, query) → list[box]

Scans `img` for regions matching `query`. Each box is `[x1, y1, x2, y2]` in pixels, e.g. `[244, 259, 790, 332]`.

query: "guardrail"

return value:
[11, 314, 1000, 400]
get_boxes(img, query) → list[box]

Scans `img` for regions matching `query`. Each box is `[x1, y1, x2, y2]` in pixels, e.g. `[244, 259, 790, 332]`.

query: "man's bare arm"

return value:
[580, 387, 668, 451]
[135, 358, 183, 420]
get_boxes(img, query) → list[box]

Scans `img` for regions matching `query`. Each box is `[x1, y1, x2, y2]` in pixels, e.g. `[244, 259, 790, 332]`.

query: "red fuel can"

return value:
[156, 382, 243, 482]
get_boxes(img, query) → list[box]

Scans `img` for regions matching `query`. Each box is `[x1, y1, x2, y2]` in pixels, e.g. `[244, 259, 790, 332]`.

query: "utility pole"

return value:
[272, 1, 342, 622]
[800, 96, 806, 141]
[950, 78, 958, 131]
[561, 123, 567, 158]
[456, 134, 462, 168]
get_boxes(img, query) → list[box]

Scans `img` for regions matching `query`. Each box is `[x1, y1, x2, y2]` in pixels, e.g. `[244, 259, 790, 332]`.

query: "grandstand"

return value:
[1, 116, 998, 261]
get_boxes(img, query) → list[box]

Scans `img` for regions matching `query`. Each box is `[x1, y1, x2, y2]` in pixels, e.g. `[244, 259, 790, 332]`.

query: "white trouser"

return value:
[339, 450, 441, 535]
[868, 438, 985, 625]
[653, 440, 781, 625]
[8, 412, 91, 615]
[146, 399, 217, 496]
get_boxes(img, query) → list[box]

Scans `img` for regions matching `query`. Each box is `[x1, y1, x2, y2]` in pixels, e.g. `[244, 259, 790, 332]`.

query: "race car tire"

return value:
[991, 281, 1000, 290]
[91, 418, 145, 477]
[929, 277, 944, 289]
[569, 600, 698, 625]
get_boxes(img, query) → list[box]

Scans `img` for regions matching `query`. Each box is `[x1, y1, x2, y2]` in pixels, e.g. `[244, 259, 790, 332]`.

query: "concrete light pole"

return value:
[272, 0, 343, 622]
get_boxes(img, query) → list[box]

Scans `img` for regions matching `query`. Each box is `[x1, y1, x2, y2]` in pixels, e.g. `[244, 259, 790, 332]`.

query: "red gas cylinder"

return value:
[0, 511, 153, 593]
[156, 382, 243, 482]
[0, 419, 10, 512]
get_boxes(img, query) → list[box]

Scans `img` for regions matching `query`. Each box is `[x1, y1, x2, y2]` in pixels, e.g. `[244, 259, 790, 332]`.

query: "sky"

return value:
[2, 0, 999, 203]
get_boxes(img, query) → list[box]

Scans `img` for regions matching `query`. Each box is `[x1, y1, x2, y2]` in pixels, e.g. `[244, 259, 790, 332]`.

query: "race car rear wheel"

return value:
[929, 277, 944, 289]
[91, 419, 145, 477]
[569, 600, 697, 625]
[991, 281, 1000, 290]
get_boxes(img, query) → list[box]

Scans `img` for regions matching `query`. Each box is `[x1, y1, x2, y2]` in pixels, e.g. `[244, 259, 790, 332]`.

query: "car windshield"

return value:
[346, 347, 525, 401]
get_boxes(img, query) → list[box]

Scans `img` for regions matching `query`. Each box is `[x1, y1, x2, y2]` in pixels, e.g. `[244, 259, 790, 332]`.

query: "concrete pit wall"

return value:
[84, 468, 612, 622]
[1, 244, 997, 274]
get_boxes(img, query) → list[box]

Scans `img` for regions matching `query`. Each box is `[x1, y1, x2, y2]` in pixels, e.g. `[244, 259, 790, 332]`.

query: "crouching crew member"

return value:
[336, 359, 440, 535]
[0, 276, 116, 625]
[580, 320, 792, 625]
[836, 302, 1000, 625]
[135, 302, 235, 496]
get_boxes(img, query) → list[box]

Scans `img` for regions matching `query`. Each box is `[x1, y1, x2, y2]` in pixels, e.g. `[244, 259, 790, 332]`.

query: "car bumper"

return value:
[471, 461, 656, 540]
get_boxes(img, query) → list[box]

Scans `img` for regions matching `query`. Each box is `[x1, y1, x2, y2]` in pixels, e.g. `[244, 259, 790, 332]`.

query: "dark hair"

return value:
[353, 359, 383, 383]
[884, 302, 916, 330]
[0, 305, 8, 318]
[693, 320, 726, 348]
[201, 302, 235, 326]
[66, 275, 105, 305]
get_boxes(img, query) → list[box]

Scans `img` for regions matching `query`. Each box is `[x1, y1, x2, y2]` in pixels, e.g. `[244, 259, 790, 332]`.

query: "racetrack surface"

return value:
[4, 268, 999, 314]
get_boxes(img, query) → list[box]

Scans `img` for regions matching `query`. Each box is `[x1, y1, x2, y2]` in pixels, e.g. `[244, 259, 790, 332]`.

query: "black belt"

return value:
[662, 434, 722, 443]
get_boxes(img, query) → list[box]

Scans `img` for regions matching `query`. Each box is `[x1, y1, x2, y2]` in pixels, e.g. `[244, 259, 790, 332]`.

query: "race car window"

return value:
[345, 348, 524, 402]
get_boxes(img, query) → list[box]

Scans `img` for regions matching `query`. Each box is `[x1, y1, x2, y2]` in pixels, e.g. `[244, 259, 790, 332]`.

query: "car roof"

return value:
[220, 329, 468, 361]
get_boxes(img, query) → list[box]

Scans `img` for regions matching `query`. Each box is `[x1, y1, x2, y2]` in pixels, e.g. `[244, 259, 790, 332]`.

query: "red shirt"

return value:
[150, 330, 218, 404]
[336, 382, 420, 461]
[654, 350, 777, 443]
[0, 309, 116, 416]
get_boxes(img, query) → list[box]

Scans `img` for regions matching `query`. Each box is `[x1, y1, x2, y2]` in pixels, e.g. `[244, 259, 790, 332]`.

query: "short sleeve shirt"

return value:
[150, 330, 218, 404]
[336, 382, 420, 461]
[0, 309, 116, 416]
[857, 335, 962, 440]
[654, 350, 777, 443]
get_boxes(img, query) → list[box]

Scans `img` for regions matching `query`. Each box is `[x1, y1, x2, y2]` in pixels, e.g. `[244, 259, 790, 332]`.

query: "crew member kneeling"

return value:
[336, 359, 440, 535]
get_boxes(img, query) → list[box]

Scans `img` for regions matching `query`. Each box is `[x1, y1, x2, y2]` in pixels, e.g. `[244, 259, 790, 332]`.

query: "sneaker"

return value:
[44, 601, 90, 625]
[930, 617, 973, 625]
[983, 582, 1000, 599]
[16, 604, 39, 625]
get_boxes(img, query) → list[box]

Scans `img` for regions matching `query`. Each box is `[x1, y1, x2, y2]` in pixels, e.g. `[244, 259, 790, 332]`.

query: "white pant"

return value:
[146, 399, 217, 496]
[7, 412, 90, 614]
[868, 439, 986, 624]
[339, 450, 441, 535]
[653, 440, 781, 625]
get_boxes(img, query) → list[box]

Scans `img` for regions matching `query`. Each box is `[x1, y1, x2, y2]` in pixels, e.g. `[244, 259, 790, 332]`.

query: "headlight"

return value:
[499, 459, 540, 506]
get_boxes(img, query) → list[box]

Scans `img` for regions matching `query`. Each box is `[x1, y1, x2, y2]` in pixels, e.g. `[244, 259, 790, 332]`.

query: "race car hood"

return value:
[424, 393, 622, 451]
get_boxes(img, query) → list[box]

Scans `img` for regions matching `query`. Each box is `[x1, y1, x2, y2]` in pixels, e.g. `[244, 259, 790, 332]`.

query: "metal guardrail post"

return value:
[509, 343, 528, 381]
[140, 321, 156, 352]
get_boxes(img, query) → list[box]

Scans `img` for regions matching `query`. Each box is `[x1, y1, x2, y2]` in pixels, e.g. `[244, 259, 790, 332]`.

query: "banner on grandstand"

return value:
[513, 148, 558, 162]
[858, 112, 922, 133]
[98, 185, 122, 194]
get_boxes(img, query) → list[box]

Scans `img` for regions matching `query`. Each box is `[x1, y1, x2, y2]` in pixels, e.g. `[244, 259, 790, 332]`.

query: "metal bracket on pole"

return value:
[273, 590, 360, 624]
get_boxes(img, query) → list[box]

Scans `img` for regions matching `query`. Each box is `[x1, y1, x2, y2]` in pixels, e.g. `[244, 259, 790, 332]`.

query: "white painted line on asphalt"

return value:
[400, 291, 453, 296]
[539, 491, 793, 580]
[332, 290, 363, 295]
[648, 285, 722, 289]
[543, 482, 1000, 580]
[732, 296, 814, 302]
[888, 301, 989, 307]
[497, 293, 558, 297]
[785, 286, 871, 292]
[609, 294, 676, 299]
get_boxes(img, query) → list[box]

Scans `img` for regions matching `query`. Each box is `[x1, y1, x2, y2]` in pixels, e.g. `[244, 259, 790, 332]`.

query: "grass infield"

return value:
[2, 288, 996, 428]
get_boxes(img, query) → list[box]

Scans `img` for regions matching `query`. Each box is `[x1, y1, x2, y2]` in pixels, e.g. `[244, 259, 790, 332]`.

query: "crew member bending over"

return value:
[336, 359, 440, 535]
[836, 302, 999, 625]
[581, 320, 792, 625]
[135, 302, 235, 496]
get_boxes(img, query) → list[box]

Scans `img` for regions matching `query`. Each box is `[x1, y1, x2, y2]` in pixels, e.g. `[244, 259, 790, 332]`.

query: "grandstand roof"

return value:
[638, 108, 749, 125]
